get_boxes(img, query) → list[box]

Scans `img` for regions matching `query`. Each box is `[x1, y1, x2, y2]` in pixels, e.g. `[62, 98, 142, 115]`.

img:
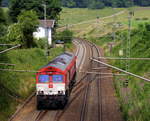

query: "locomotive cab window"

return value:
[38, 75, 49, 83]
[52, 75, 63, 82]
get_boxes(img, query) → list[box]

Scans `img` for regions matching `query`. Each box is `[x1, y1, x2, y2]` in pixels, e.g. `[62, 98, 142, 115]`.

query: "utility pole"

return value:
[125, 3, 134, 87]
[124, 0, 134, 87]
[110, 7, 117, 56]
[43, 4, 48, 57]
[112, 6, 117, 43]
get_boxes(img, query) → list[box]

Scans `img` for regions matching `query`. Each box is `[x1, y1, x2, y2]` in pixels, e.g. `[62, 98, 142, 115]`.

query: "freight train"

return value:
[36, 52, 77, 109]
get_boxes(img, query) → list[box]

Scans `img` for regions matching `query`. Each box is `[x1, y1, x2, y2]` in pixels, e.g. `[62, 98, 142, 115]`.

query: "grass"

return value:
[58, 7, 124, 26]
[2, 7, 8, 13]
[58, 7, 150, 39]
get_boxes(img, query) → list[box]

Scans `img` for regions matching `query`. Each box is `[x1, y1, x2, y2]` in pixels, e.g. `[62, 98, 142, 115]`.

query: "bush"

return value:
[88, 1, 105, 9]
[0, 47, 64, 121]
[34, 38, 46, 49]
[54, 29, 73, 43]
[6, 10, 39, 48]
[135, 18, 141, 21]
[142, 17, 149, 20]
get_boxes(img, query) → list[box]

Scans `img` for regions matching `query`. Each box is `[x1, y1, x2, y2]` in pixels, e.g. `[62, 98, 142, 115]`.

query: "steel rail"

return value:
[98, 57, 150, 60]
[92, 67, 108, 70]
[97, 76, 124, 79]
[8, 92, 36, 121]
[92, 42, 102, 121]
[35, 111, 48, 121]
[79, 71, 126, 75]
[78, 39, 98, 121]
[85, 39, 103, 121]
[79, 40, 86, 71]
[91, 58, 150, 82]
[0, 44, 21, 54]
[54, 83, 86, 121]
[79, 75, 97, 121]
[54, 39, 91, 121]
[79, 81, 90, 121]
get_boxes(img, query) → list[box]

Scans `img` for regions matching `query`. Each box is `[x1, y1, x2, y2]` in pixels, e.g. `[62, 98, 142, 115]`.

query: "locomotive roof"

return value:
[42, 52, 74, 71]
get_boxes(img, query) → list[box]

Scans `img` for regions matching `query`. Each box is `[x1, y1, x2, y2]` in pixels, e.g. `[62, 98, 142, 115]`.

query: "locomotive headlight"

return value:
[58, 90, 64, 94]
[37, 87, 44, 95]
[38, 90, 44, 95]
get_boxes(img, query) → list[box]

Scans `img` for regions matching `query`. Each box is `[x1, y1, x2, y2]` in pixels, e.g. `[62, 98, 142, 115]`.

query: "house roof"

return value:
[39, 20, 55, 28]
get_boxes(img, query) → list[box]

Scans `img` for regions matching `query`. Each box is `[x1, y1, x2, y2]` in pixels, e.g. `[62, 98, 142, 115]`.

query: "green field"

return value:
[58, 7, 124, 27]
[2, 7, 8, 12]
[58, 7, 150, 38]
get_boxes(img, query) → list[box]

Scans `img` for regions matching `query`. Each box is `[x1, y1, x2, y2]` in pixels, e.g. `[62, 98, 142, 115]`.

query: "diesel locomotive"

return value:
[36, 52, 77, 109]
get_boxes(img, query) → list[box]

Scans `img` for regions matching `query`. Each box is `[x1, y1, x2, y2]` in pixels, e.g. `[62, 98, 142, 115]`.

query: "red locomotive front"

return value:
[36, 52, 77, 109]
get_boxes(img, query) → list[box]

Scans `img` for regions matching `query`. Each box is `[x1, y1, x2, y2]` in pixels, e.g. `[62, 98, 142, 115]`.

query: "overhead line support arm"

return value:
[91, 58, 150, 82]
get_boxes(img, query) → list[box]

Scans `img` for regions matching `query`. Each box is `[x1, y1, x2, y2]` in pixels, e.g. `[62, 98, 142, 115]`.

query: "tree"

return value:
[67, 0, 76, 8]
[6, 23, 23, 44]
[18, 10, 39, 48]
[62, 0, 76, 8]
[55, 29, 73, 43]
[88, 0, 105, 9]
[7, 10, 39, 48]
[9, 0, 62, 23]
[0, 0, 6, 37]
[61, 0, 150, 8]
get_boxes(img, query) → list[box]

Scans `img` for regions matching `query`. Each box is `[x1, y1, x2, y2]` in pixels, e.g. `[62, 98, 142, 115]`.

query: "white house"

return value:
[33, 20, 55, 45]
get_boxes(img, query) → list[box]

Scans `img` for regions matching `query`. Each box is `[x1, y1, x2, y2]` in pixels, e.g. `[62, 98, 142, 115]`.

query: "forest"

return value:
[62, 0, 150, 9]
[2, 0, 150, 9]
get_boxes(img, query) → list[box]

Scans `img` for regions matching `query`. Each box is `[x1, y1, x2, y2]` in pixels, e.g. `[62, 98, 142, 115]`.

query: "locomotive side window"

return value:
[38, 75, 49, 83]
[52, 75, 63, 82]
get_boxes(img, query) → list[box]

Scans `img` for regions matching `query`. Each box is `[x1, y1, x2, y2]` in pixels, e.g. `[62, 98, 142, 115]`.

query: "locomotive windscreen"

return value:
[38, 75, 49, 83]
[52, 75, 63, 82]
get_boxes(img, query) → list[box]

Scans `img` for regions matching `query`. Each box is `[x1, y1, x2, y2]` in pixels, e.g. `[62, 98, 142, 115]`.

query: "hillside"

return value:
[58, 7, 124, 27]
[0, 47, 64, 120]
[97, 22, 150, 121]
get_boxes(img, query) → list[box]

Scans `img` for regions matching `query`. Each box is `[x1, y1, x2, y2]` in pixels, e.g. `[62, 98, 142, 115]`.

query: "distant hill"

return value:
[62, 0, 150, 9]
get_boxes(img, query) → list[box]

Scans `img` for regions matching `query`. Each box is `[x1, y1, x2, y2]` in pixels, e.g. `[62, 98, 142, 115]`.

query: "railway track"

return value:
[91, 40, 103, 121]
[35, 111, 48, 121]
[33, 39, 103, 121]
[51, 39, 103, 121]
[52, 40, 91, 121]
[77, 39, 103, 121]
[34, 39, 87, 121]
[9, 38, 88, 121]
